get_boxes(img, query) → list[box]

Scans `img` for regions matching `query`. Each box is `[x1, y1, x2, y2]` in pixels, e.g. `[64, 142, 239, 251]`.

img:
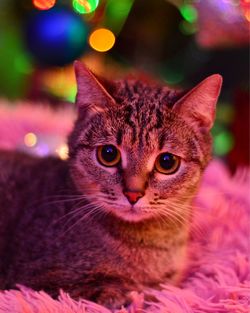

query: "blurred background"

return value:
[0, 0, 249, 171]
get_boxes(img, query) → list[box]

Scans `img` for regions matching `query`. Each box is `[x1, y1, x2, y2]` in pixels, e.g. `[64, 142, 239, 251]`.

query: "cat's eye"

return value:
[155, 152, 180, 174]
[97, 145, 121, 167]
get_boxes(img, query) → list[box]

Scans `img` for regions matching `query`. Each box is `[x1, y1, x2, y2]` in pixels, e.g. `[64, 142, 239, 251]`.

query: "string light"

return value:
[73, 0, 99, 14]
[89, 28, 115, 52]
[24, 133, 37, 147]
[32, 0, 56, 10]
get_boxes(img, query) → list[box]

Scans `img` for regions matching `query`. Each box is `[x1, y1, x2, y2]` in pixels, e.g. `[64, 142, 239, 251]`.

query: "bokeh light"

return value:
[41, 66, 77, 102]
[106, 0, 134, 34]
[214, 131, 234, 156]
[243, 8, 250, 22]
[33, 0, 56, 10]
[73, 0, 99, 14]
[14, 53, 33, 74]
[56, 144, 69, 160]
[164, 71, 184, 85]
[241, 0, 250, 22]
[180, 4, 198, 23]
[24, 133, 37, 147]
[25, 8, 89, 66]
[89, 28, 115, 52]
[179, 20, 198, 35]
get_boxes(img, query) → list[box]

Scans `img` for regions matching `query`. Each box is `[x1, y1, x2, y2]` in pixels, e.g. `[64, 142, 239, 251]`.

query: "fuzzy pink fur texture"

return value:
[0, 100, 75, 150]
[0, 103, 249, 313]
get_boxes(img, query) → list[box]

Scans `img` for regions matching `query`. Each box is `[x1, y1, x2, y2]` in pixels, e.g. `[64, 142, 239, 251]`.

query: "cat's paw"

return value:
[98, 291, 144, 311]
[97, 292, 128, 310]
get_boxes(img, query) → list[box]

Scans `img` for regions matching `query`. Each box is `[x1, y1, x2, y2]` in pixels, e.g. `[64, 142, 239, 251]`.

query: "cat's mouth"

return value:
[107, 204, 155, 222]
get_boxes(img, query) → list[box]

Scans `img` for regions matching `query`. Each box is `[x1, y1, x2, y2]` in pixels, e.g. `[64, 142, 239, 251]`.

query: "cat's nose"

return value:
[123, 190, 144, 205]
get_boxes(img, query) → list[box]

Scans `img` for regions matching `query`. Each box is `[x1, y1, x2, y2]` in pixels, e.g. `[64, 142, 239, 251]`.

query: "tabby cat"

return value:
[0, 62, 222, 308]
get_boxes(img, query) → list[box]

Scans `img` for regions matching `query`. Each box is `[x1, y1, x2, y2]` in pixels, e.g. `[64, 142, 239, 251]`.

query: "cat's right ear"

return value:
[74, 61, 116, 112]
[172, 74, 222, 131]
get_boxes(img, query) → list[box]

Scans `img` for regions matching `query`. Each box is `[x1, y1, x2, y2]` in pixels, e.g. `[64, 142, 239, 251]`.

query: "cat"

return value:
[0, 61, 222, 309]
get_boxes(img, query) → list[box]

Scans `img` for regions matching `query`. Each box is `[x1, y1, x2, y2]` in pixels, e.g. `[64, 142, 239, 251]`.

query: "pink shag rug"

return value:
[0, 102, 249, 313]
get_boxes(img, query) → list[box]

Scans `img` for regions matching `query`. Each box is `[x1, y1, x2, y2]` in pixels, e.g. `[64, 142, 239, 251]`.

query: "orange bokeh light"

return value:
[89, 28, 116, 52]
[245, 9, 250, 22]
[24, 133, 37, 147]
[32, 0, 56, 10]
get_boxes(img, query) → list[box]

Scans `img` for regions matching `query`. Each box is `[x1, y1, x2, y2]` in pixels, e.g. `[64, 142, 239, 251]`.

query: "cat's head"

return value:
[68, 62, 222, 223]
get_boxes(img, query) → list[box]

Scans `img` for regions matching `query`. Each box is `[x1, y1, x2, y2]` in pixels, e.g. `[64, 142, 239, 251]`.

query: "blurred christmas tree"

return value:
[0, 0, 249, 166]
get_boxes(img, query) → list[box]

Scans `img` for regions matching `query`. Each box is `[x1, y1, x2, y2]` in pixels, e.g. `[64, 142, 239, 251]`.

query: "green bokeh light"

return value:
[0, 26, 30, 99]
[164, 72, 184, 85]
[180, 4, 198, 23]
[179, 20, 198, 35]
[106, 0, 134, 33]
[216, 103, 235, 124]
[72, 0, 99, 14]
[107, 0, 133, 20]
[66, 86, 77, 103]
[213, 131, 234, 156]
[14, 54, 33, 74]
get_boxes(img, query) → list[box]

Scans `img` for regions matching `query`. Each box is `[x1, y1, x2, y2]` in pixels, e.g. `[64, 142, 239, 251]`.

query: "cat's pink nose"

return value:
[123, 190, 144, 205]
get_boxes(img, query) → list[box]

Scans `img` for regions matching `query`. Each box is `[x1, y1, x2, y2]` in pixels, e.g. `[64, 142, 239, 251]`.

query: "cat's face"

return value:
[68, 62, 222, 223]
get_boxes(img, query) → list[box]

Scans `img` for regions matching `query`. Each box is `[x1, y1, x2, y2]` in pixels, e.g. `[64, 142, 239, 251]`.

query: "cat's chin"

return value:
[108, 206, 155, 223]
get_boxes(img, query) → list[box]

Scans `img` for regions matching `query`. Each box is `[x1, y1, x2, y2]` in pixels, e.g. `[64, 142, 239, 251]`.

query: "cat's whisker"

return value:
[153, 209, 175, 231]
[40, 187, 99, 199]
[53, 201, 93, 225]
[165, 199, 211, 222]
[75, 203, 106, 228]
[54, 199, 100, 232]
[159, 202, 207, 238]
[157, 205, 198, 234]
[38, 197, 85, 208]
[35, 189, 102, 209]
[58, 204, 102, 238]
[162, 210, 187, 228]
[25, 193, 95, 211]
[161, 199, 207, 221]
[63, 200, 102, 223]
[44, 191, 99, 201]
[156, 207, 185, 229]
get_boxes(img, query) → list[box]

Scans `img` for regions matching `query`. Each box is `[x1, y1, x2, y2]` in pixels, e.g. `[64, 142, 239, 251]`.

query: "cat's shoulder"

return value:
[0, 150, 67, 182]
[0, 150, 60, 167]
[0, 149, 41, 164]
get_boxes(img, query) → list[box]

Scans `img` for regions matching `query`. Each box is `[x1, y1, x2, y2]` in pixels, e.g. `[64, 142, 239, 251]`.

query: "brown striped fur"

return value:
[0, 62, 222, 308]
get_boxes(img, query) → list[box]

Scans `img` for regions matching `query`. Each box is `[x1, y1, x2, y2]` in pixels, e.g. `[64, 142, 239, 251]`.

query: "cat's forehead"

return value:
[92, 81, 189, 153]
[113, 79, 181, 107]
[111, 80, 185, 133]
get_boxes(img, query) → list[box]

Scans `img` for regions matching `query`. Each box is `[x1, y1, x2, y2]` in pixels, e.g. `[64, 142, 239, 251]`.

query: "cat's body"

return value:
[0, 63, 222, 308]
[0, 151, 187, 305]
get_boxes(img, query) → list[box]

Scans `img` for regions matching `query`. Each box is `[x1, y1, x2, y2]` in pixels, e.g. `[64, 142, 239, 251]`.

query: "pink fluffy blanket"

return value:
[0, 103, 249, 313]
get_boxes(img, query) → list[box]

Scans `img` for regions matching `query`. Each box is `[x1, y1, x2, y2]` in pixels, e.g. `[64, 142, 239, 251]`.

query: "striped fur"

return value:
[0, 63, 222, 309]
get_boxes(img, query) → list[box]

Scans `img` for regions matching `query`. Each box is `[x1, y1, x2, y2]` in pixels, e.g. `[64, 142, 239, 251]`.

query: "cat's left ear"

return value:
[74, 61, 116, 111]
[172, 74, 222, 131]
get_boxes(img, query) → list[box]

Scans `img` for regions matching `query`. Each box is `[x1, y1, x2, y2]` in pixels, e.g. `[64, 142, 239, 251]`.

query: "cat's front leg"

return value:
[93, 288, 127, 309]
[92, 286, 139, 310]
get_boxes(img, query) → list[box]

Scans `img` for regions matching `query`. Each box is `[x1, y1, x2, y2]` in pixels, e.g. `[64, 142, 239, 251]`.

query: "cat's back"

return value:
[0, 150, 69, 261]
[0, 150, 67, 195]
[0, 150, 41, 185]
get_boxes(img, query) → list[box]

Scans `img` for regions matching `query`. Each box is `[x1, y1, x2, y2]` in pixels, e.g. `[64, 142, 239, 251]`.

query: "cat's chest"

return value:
[108, 234, 187, 286]
[125, 246, 172, 279]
